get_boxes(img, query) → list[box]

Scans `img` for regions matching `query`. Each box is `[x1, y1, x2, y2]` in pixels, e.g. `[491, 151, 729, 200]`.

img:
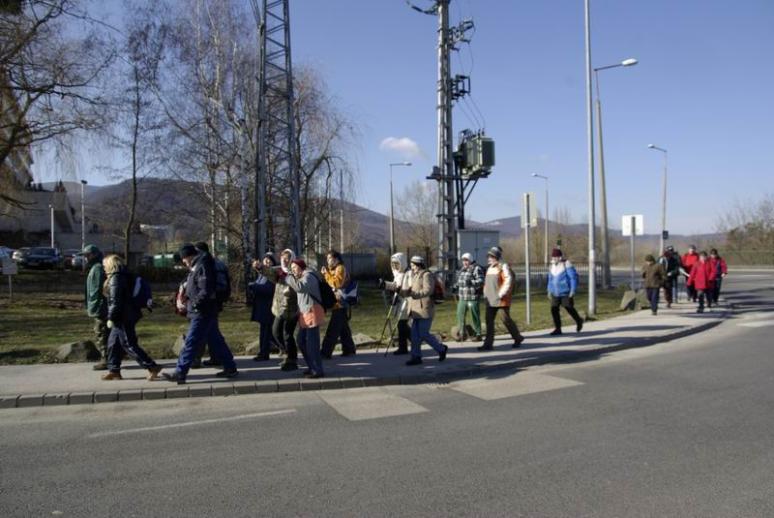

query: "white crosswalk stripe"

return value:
[318, 387, 429, 421]
[738, 319, 774, 328]
[449, 373, 584, 401]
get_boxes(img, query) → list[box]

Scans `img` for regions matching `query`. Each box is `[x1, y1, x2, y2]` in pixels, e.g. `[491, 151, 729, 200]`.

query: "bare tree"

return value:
[395, 180, 437, 254]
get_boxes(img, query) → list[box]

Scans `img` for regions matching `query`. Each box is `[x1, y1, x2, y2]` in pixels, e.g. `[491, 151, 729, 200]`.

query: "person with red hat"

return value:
[281, 258, 326, 378]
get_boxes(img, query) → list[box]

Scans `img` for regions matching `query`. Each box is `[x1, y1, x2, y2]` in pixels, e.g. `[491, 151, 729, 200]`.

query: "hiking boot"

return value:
[162, 372, 186, 384]
[576, 321, 584, 333]
[477, 345, 494, 352]
[101, 371, 122, 381]
[666, 302, 672, 309]
[513, 336, 524, 348]
[303, 369, 313, 375]
[393, 348, 409, 356]
[472, 335, 483, 342]
[304, 371, 324, 379]
[341, 351, 357, 357]
[215, 369, 238, 379]
[549, 328, 562, 336]
[280, 361, 298, 372]
[321, 353, 333, 360]
[202, 358, 221, 367]
[190, 359, 202, 369]
[146, 366, 163, 381]
[405, 357, 423, 366]
[92, 362, 108, 371]
[438, 345, 448, 362]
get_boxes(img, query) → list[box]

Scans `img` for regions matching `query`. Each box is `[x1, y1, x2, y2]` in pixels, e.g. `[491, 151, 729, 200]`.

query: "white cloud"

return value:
[379, 136, 426, 160]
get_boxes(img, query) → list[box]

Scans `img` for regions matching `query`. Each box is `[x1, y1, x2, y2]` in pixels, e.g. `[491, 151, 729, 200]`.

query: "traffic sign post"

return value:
[622, 214, 644, 291]
[2, 257, 17, 302]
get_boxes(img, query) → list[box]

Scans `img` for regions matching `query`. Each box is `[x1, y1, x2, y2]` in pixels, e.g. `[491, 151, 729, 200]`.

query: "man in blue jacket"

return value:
[547, 248, 584, 335]
[163, 244, 238, 384]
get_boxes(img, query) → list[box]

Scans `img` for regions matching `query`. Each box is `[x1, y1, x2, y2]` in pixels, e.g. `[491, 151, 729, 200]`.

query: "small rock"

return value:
[243, 339, 260, 356]
[56, 341, 101, 362]
[172, 334, 186, 356]
[352, 333, 377, 346]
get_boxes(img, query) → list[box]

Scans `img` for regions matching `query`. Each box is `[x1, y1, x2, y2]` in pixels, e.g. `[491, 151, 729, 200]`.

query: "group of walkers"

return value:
[642, 245, 729, 315]
[82, 239, 728, 383]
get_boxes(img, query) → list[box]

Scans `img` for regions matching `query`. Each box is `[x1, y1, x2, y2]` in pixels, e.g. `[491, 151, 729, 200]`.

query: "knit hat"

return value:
[263, 252, 277, 266]
[551, 248, 563, 258]
[82, 244, 100, 255]
[291, 258, 307, 270]
[645, 254, 655, 262]
[178, 243, 198, 259]
[410, 255, 425, 266]
[461, 252, 473, 262]
[486, 247, 502, 260]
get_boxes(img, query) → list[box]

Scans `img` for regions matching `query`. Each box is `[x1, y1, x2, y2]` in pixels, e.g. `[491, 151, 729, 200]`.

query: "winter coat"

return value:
[249, 273, 276, 324]
[322, 262, 348, 310]
[483, 261, 513, 307]
[384, 252, 411, 320]
[710, 256, 728, 278]
[682, 252, 699, 276]
[264, 249, 299, 318]
[548, 260, 579, 298]
[85, 254, 106, 318]
[105, 266, 140, 326]
[687, 260, 716, 291]
[455, 262, 484, 301]
[185, 252, 217, 317]
[401, 268, 435, 320]
[659, 252, 681, 278]
[283, 270, 325, 328]
[642, 262, 666, 289]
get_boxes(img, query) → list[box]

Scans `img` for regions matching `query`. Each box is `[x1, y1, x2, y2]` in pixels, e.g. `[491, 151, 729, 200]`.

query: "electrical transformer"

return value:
[460, 135, 495, 178]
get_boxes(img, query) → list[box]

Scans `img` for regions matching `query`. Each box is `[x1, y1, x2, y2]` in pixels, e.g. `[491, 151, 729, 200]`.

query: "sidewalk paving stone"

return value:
[118, 389, 143, 402]
[43, 393, 69, 406]
[17, 394, 44, 408]
[166, 387, 190, 399]
[94, 391, 118, 403]
[142, 388, 166, 400]
[211, 384, 235, 397]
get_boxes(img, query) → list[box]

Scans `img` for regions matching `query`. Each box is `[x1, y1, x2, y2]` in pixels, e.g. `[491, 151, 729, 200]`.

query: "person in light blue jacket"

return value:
[547, 248, 584, 335]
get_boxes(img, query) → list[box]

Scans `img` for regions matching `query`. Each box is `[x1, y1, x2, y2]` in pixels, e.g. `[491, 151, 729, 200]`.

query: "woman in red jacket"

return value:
[687, 251, 717, 313]
[709, 248, 728, 304]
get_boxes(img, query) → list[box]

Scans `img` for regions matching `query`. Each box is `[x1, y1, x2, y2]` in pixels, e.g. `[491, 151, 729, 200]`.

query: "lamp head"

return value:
[621, 58, 638, 67]
[648, 144, 656, 149]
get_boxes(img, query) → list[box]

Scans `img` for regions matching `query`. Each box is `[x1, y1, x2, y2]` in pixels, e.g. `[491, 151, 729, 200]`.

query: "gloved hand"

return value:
[106, 320, 114, 329]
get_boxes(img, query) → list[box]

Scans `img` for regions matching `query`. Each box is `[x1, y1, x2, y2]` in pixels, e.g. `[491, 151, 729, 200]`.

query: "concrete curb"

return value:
[0, 311, 729, 410]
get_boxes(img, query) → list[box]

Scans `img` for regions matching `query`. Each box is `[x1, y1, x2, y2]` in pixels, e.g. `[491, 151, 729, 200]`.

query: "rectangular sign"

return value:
[522, 192, 538, 228]
[622, 214, 644, 237]
[1, 257, 17, 275]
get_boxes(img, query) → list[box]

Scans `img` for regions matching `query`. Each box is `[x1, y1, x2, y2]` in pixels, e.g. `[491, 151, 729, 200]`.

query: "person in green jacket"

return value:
[83, 244, 108, 370]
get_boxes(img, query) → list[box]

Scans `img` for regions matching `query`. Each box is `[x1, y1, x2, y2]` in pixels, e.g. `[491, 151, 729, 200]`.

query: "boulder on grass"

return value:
[56, 341, 101, 363]
[172, 334, 186, 356]
[243, 339, 261, 356]
[352, 333, 377, 347]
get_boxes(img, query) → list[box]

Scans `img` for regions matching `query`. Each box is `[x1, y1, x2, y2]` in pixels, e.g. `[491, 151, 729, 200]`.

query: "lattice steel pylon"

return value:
[254, 0, 302, 256]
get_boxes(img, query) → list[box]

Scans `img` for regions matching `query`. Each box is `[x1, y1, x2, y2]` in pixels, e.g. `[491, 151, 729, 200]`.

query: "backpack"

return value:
[311, 272, 337, 310]
[131, 275, 153, 312]
[341, 278, 359, 307]
[432, 273, 446, 304]
[214, 259, 231, 304]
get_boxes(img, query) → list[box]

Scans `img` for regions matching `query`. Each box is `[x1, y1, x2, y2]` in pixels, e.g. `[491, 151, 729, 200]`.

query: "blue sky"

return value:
[39, 0, 774, 235]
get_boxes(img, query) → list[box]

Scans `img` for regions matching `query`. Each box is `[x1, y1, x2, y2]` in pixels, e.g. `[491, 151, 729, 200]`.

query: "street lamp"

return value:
[80, 180, 87, 270]
[389, 161, 412, 254]
[648, 144, 668, 252]
[531, 173, 549, 266]
[594, 57, 638, 289]
[583, 0, 597, 317]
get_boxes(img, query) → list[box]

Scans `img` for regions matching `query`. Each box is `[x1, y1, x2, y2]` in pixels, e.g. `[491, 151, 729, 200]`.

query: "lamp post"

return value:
[49, 204, 54, 248]
[80, 180, 87, 270]
[389, 161, 412, 254]
[531, 173, 549, 266]
[594, 57, 638, 289]
[648, 144, 668, 252]
[583, 0, 597, 317]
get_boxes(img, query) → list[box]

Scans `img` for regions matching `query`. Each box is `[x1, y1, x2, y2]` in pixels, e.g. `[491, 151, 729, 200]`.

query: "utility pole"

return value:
[80, 180, 87, 271]
[648, 144, 668, 253]
[584, 0, 597, 317]
[49, 204, 55, 248]
[254, 0, 301, 254]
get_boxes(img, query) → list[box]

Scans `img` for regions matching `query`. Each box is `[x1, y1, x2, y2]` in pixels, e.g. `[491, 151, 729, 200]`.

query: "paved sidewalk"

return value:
[0, 302, 729, 409]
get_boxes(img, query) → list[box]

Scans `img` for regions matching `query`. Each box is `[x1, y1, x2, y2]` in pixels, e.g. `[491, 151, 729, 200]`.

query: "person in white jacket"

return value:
[380, 253, 412, 355]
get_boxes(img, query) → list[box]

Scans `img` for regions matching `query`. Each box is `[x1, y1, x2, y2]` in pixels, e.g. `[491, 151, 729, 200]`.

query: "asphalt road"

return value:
[1, 273, 773, 518]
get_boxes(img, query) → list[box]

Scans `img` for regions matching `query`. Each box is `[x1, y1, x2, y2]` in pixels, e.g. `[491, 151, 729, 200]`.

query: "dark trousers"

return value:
[273, 314, 299, 362]
[178, 314, 236, 377]
[396, 319, 410, 351]
[106, 320, 157, 373]
[697, 290, 707, 311]
[663, 277, 675, 304]
[711, 278, 723, 304]
[321, 308, 356, 356]
[687, 284, 697, 302]
[483, 305, 522, 347]
[646, 288, 660, 313]
[258, 315, 275, 358]
[550, 295, 583, 330]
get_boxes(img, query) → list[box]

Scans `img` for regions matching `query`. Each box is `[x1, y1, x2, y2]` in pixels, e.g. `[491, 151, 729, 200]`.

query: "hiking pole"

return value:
[377, 291, 399, 353]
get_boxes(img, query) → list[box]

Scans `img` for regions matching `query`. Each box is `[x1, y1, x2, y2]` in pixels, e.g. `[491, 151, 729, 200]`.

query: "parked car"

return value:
[63, 249, 81, 269]
[12, 247, 30, 264]
[20, 247, 63, 269]
[71, 252, 86, 270]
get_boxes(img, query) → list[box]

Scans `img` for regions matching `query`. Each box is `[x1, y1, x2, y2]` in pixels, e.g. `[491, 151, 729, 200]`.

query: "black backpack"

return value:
[214, 259, 231, 304]
[311, 272, 337, 310]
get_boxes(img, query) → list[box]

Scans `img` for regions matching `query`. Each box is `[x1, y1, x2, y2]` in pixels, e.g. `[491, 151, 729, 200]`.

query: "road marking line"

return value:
[318, 388, 428, 421]
[450, 373, 584, 401]
[87, 409, 296, 438]
[738, 320, 774, 328]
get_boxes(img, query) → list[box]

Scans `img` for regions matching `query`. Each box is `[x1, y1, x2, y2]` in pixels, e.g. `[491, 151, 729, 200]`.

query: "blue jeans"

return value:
[646, 288, 660, 313]
[410, 318, 445, 359]
[298, 326, 323, 375]
[178, 314, 236, 377]
[107, 320, 157, 373]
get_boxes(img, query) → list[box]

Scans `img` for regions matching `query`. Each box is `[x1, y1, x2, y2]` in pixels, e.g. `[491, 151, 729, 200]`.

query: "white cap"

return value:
[461, 252, 473, 262]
